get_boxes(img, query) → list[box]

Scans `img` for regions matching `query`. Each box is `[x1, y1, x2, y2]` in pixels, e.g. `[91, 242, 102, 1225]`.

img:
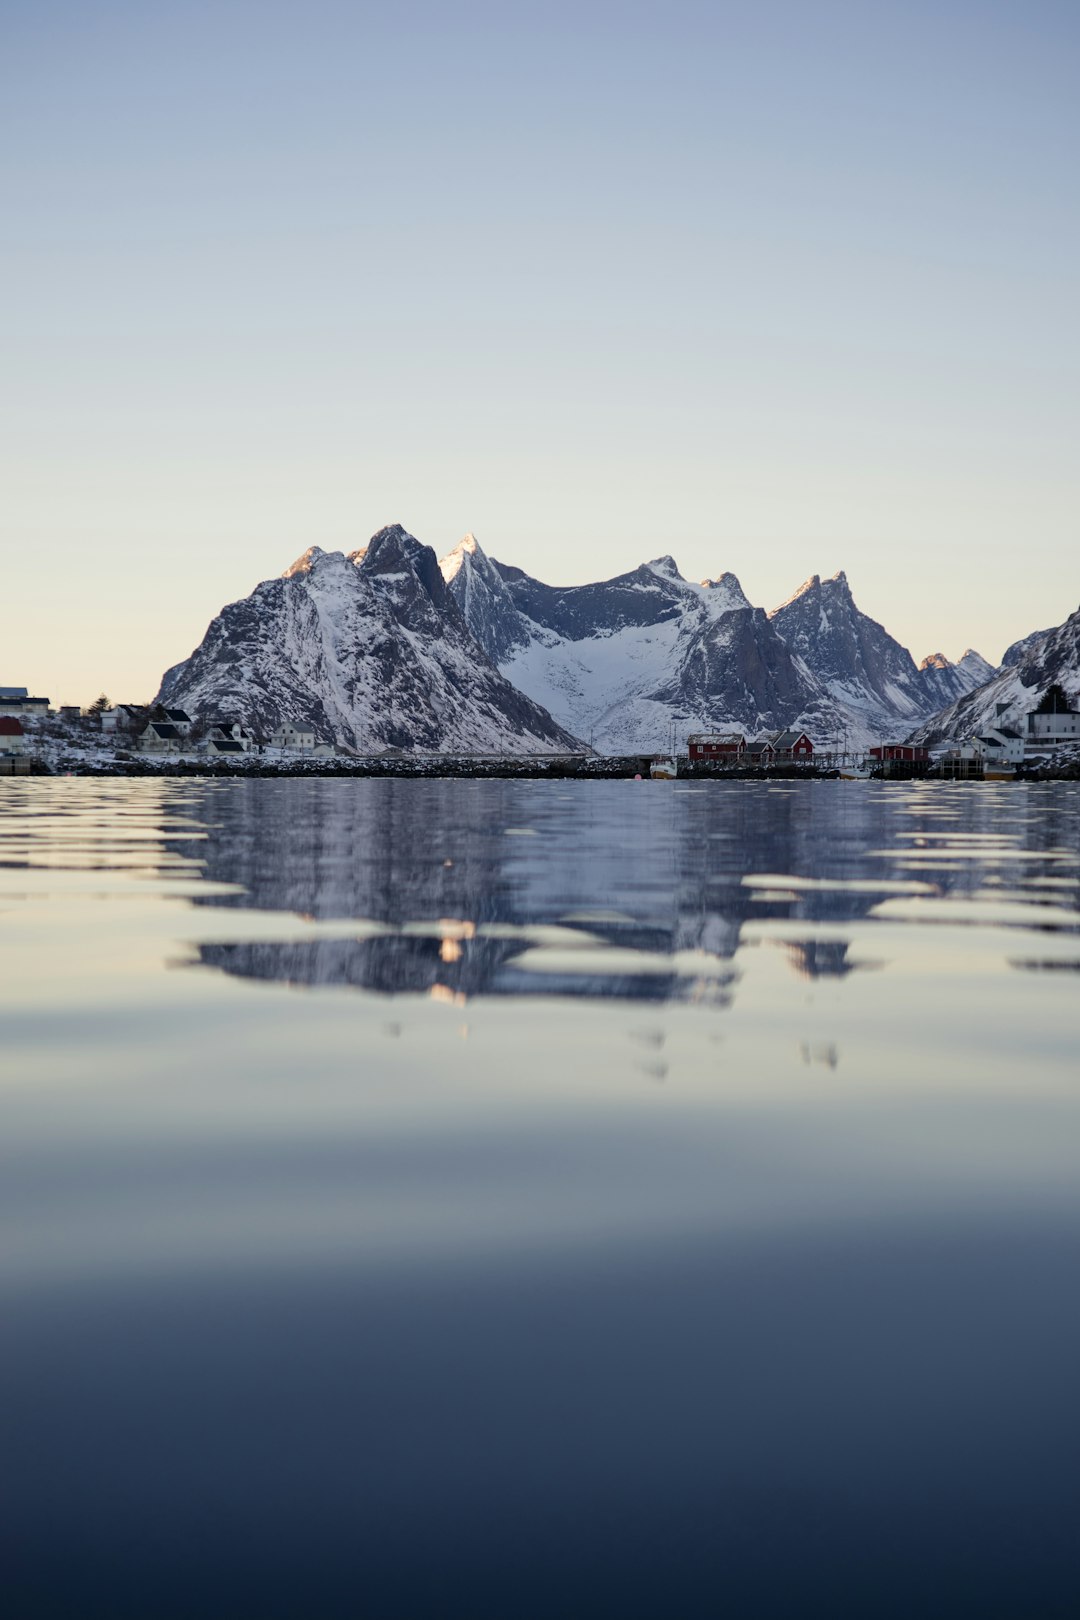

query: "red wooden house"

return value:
[770, 729, 814, 761]
[870, 744, 929, 763]
[687, 732, 745, 762]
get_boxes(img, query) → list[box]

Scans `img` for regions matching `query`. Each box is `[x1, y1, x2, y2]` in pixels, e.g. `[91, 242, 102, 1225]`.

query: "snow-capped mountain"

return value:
[440, 537, 846, 751]
[766, 572, 992, 739]
[910, 603, 1080, 745]
[440, 538, 993, 751]
[156, 525, 580, 754]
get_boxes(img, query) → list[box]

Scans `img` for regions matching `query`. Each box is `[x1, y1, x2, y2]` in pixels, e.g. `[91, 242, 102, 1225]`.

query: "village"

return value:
[0, 692, 337, 774]
[1, 684, 1078, 779]
[684, 686, 1080, 780]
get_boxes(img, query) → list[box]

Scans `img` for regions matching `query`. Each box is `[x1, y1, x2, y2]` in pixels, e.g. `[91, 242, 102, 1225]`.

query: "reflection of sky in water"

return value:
[2, 778, 1080, 1617]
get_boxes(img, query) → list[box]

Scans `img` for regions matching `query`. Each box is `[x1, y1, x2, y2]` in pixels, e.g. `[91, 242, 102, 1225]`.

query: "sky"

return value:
[2, 0, 1078, 705]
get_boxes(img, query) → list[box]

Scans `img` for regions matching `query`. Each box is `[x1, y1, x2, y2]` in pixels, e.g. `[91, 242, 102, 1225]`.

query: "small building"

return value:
[0, 691, 50, 719]
[770, 729, 814, 761]
[59, 705, 82, 722]
[1029, 699, 1075, 741]
[207, 720, 255, 752]
[156, 707, 193, 735]
[971, 727, 1025, 766]
[101, 705, 150, 734]
[271, 721, 316, 752]
[687, 732, 745, 762]
[138, 721, 184, 754]
[745, 737, 776, 765]
[870, 744, 930, 763]
[0, 716, 27, 754]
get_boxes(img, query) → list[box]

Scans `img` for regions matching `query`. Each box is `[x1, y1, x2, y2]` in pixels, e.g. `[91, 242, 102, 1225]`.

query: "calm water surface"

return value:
[3, 777, 1080, 1618]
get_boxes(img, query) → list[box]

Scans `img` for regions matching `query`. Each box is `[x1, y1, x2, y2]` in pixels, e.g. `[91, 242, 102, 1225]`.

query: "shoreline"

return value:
[6, 756, 1079, 782]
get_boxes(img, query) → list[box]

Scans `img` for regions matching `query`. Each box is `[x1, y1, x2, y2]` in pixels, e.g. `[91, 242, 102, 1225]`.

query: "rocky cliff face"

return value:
[156, 525, 581, 754]
[767, 572, 990, 739]
[910, 604, 1080, 745]
[916, 650, 997, 712]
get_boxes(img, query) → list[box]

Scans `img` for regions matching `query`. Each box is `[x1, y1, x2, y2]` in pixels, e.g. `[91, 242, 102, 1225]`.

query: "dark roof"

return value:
[209, 739, 245, 753]
[0, 716, 24, 735]
[162, 708, 190, 723]
[997, 727, 1022, 740]
[149, 722, 182, 740]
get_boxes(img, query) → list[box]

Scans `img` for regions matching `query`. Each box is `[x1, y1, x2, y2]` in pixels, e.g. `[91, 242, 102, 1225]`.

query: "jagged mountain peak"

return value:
[283, 545, 327, 578]
[353, 523, 451, 611]
[919, 652, 951, 671]
[700, 571, 751, 610]
[772, 573, 821, 613]
[645, 556, 684, 581]
[769, 569, 931, 733]
[772, 570, 855, 616]
[440, 532, 491, 584]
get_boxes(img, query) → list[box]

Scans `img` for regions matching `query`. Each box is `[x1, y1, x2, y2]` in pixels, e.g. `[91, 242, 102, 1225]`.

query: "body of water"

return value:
[3, 777, 1080, 1617]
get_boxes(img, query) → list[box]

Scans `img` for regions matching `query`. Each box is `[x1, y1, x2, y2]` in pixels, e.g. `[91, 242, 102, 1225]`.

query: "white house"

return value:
[138, 721, 184, 754]
[271, 721, 316, 751]
[0, 690, 50, 719]
[102, 705, 149, 734]
[157, 707, 193, 735]
[970, 727, 1026, 766]
[1027, 709, 1080, 747]
[207, 719, 256, 752]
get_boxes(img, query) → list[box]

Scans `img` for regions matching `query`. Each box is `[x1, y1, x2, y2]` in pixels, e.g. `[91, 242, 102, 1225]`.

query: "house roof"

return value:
[148, 722, 182, 740]
[0, 716, 25, 735]
[209, 739, 245, 753]
[0, 687, 28, 698]
[747, 737, 775, 751]
[688, 732, 744, 745]
[771, 729, 811, 749]
[161, 708, 190, 723]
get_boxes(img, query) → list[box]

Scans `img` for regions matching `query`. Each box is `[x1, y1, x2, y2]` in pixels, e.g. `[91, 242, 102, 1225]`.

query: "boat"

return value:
[839, 763, 871, 780]
[650, 754, 678, 780]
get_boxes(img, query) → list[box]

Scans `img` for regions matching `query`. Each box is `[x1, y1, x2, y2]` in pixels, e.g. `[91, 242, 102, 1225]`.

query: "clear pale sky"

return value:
[3, 0, 1077, 705]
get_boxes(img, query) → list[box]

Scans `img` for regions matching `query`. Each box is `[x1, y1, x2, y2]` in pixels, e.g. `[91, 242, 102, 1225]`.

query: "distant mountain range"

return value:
[156, 524, 1077, 754]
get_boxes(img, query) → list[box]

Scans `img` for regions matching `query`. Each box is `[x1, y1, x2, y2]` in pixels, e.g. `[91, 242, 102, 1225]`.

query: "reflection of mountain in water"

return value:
[782, 940, 861, 980]
[170, 780, 1078, 1002]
